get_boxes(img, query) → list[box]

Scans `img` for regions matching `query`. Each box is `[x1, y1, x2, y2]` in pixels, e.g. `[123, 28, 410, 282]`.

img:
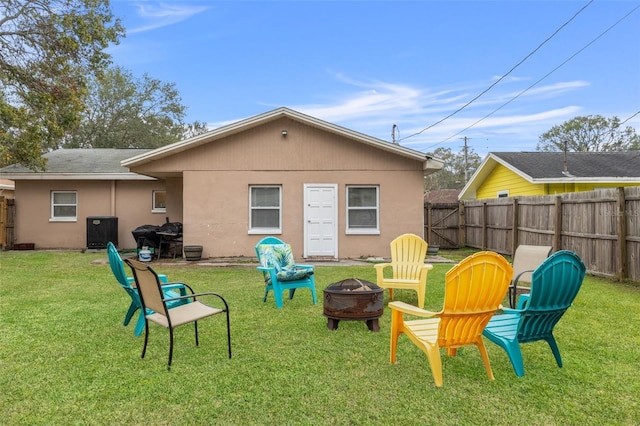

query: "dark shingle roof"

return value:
[492, 151, 640, 179]
[0, 149, 152, 174]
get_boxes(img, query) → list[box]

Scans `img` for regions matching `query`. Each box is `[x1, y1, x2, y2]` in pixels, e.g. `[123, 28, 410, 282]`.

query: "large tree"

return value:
[0, 0, 124, 170]
[424, 147, 482, 191]
[64, 67, 209, 149]
[537, 115, 640, 152]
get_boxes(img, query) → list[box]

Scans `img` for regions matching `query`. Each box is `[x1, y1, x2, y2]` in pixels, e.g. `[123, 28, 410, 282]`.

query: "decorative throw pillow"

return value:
[257, 245, 276, 268]
[257, 244, 276, 285]
[258, 243, 313, 283]
[260, 244, 295, 272]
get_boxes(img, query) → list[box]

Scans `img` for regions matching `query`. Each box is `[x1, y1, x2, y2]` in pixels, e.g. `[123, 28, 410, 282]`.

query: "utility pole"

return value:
[461, 136, 471, 184]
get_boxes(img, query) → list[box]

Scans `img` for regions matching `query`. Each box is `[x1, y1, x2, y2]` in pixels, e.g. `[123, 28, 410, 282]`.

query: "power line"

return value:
[432, 3, 640, 148]
[398, 0, 594, 143]
[620, 110, 640, 126]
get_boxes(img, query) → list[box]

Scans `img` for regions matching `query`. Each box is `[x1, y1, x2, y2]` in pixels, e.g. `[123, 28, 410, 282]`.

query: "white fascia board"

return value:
[423, 157, 445, 173]
[458, 154, 495, 200]
[531, 177, 640, 184]
[121, 110, 288, 167]
[121, 132, 216, 167]
[0, 173, 156, 181]
[122, 107, 433, 167]
[304, 119, 428, 160]
[489, 154, 535, 181]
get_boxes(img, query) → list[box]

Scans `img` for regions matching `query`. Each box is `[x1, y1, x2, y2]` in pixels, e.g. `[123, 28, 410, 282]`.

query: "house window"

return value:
[51, 191, 77, 221]
[346, 186, 379, 234]
[152, 190, 166, 213]
[249, 185, 281, 234]
[497, 190, 509, 198]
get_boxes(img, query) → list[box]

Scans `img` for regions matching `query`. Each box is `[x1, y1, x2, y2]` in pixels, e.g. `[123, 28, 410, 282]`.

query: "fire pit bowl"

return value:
[323, 278, 384, 332]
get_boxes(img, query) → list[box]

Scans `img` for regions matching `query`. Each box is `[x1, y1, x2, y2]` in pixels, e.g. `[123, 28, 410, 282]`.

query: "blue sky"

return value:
[107, 0, 640, 156]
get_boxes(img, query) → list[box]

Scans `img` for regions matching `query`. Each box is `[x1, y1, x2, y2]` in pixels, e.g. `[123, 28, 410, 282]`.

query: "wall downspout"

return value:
[110, 181, 116, 216]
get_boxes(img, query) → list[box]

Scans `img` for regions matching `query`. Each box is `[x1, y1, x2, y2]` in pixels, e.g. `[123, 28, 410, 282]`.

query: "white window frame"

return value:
[497, 190, 510, 198]
[50, 191, 78, 222]
[152, 190, 166, 213]
[346, 185, 380, 235]
[249, 185, 282, 234]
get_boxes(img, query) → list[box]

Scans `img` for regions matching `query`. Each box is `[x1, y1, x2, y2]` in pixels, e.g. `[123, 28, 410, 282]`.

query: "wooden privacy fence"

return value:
[424, 202, 461, 249]
[0, 197, 16, 250]
[425, 186, 640, 282]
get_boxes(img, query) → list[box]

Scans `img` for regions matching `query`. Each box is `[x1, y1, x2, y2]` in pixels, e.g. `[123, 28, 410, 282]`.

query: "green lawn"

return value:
[1, 250, 638, 425]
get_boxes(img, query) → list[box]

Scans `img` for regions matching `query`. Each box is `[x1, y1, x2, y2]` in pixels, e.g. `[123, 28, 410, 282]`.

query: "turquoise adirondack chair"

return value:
[483, 250, 586, 377]
[255, 237, 316, 308]
[107, 242, 188, 336]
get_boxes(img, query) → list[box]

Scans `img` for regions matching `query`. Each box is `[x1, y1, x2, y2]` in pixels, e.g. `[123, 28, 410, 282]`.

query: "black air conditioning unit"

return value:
[87, 216, 118, 249]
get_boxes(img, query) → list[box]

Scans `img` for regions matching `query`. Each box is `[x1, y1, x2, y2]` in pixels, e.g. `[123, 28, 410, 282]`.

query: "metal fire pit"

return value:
[323, 278, 384, 332]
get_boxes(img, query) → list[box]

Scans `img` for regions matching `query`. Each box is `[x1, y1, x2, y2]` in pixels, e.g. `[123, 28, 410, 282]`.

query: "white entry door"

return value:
[304, 184, 337, 258]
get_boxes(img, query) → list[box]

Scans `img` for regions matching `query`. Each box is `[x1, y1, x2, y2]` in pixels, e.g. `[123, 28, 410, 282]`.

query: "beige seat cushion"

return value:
[147, 301, 224, 328]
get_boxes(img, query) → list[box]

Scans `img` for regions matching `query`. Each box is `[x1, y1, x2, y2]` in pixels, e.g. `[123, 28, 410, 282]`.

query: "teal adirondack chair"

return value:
[107, 242, 188, 336]
[483, 250, 586, 377]
[255, 237, 316, 308]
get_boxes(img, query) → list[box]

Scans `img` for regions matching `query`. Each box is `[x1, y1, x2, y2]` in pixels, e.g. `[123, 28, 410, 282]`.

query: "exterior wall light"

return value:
[281, 130, 288, 137]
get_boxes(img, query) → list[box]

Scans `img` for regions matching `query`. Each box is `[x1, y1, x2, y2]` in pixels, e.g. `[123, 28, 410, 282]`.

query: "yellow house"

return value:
[459, 151, 640, 200]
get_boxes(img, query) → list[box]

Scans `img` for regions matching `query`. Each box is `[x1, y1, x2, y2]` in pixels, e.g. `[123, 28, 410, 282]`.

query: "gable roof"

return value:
[0, 149, 155, 180]
[491, 151, 640, 179]
[121, 107, 444, 174]
[459, 151, 640, 200]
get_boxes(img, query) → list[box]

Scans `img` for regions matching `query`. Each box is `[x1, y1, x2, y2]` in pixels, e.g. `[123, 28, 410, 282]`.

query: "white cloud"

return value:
[127, 2, 209, 34]
[289, 74, 589, 152]
[206, 74, 591, 154]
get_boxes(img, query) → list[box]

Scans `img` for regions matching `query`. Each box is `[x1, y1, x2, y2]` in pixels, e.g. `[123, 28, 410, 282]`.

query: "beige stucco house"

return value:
[0, 149, 166, 249]
[1, 107, 444, 258]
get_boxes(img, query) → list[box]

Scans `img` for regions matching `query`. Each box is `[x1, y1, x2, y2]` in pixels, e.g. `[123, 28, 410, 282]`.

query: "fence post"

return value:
[458, 202, 466, 247]
[511, 198, 519, 255]
[482, 202, 487, 250]
[616, 187, 628, 281]
[0, 196, 5, 249]
[426, 202, 432, 244]
[554, 196, 563, 251]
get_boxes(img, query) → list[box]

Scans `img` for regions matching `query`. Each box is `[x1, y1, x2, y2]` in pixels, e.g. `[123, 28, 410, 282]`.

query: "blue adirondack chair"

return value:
[255, 237, 316, 308]
[483, 250, 586, 377]
[107, 242, 188, 336]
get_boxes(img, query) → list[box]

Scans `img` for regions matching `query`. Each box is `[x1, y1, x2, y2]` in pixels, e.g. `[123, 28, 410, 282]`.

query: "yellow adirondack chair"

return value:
[374, 233, 433, 308]
[389, 251, 513, 387]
